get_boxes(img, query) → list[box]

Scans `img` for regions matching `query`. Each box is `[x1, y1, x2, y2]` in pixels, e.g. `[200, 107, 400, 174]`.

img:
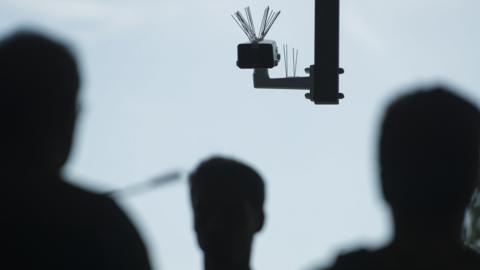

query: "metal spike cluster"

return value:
[283, 44, 300, 77]
[232, 6, 281, 42]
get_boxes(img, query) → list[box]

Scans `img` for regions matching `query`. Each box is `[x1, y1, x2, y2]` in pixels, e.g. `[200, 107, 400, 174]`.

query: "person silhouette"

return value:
[189, 157, 266, 270]
[0, 31, 151, 270]
[318, 87, 480, 270]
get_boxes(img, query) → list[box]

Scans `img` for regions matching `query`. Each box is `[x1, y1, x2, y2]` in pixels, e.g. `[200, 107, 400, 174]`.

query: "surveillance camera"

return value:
[237, 40, 280, 69]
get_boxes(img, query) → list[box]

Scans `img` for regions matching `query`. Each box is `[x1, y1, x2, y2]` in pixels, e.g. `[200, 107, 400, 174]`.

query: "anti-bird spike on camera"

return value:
[282, 45, 300, 78]
[232, 6, 281, 42]
[283, 44, 298, 78]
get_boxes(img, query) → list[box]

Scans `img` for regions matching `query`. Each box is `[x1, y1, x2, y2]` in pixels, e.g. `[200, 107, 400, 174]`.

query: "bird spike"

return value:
[232, 6, 281, 42]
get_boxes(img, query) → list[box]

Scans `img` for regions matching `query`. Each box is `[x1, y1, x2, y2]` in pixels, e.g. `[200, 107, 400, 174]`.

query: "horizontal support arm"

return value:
[253, 68, 311, 90]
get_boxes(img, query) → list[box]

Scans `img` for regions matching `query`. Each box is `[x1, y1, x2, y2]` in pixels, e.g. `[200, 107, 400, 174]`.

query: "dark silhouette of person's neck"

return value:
[204, 244, 253, 270]
[390, 210, 465, 252]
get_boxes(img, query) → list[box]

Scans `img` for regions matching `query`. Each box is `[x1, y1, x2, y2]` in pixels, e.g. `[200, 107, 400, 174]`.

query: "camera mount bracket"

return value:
[253, 65, 345, 102]
[234, 1, 344, 105]
[254, 68, 311, 90]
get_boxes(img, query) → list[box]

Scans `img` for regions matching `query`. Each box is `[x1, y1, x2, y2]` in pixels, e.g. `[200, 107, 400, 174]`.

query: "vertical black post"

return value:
[312, 0, 341, 104]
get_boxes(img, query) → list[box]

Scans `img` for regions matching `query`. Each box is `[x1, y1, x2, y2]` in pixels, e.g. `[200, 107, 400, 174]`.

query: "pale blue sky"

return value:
[2, 0, 480, 269]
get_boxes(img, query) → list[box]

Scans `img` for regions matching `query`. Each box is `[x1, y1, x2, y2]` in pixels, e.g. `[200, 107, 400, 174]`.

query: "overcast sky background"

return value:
[1, 0, 480, 269]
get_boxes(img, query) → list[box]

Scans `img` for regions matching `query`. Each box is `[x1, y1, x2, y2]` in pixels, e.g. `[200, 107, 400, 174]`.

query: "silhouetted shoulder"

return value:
[4, 179, 151, 270]
[319, 247, 480, 270]
[57, 182, 152, 270]
[319, 249, 393, 270]
[462, 249, 480, 269]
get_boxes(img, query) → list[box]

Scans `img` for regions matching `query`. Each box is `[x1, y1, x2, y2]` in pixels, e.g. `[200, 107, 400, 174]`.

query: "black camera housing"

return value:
[237, 40, 280, 69]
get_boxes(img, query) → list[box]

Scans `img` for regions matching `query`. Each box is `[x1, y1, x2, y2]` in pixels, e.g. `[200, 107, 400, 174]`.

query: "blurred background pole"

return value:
[103, 171, 183, 197]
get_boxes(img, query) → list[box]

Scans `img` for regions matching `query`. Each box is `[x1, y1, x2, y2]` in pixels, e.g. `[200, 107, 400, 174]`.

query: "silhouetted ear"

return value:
[193, 219, 206, 251]
[380, 168, 392, 205]
[255, 210, 265, 232]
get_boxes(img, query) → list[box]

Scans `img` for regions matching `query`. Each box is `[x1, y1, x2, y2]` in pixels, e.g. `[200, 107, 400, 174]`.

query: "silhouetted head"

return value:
[379, 87, 480, 226]
[190, 157, 265, 267]
[0, 31, 79, 175]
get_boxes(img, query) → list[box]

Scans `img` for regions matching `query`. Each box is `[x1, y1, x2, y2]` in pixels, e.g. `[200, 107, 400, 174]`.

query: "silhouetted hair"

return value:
[379, 87, 480, 214]
[0, 31, 79, 164]
[190, 157, 265, 213]
[0, 31, 79, 117]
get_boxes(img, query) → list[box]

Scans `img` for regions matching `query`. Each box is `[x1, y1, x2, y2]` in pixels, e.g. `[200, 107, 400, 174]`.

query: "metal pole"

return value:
[312, 0, 341, 104]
